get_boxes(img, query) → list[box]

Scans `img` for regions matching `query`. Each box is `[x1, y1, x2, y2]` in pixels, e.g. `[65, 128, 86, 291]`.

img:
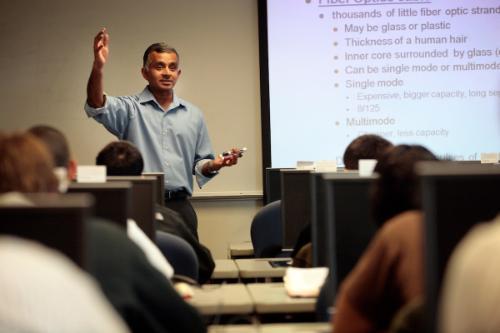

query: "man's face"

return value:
[141, 51, 181, 93]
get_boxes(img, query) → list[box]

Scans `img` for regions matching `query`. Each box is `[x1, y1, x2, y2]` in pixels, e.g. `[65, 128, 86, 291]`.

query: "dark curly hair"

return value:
[343, 134, 393, 170]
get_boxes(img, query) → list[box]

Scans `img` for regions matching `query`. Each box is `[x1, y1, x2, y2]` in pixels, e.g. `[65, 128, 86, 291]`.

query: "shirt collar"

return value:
[138, 87, 185, 112]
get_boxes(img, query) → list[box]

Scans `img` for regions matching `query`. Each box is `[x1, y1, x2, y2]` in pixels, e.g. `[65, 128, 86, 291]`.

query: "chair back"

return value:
[156, 231, 199, 282]
[251, 200, 283, 258]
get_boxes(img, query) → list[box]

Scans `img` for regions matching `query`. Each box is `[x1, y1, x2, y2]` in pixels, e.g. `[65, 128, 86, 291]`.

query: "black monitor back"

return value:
[265, 167, 293, 204]
[323, 173, 377, 293]
[0, 193, 93, 268]
[281, 169, 313, 249]
[68, 182, 131, 230]
[418, 162, 500, 333]
[310, 171, 334, 267]
[107, 176, 157, 240]
[142, 172, 165, 205]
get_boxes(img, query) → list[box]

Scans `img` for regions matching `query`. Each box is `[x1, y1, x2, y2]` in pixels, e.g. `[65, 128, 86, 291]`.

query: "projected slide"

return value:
[266, 0, 500, 167]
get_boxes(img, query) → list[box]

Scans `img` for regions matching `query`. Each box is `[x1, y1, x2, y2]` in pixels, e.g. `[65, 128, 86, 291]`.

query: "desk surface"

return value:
[212, 259, 239, 279]
[246, 283, 317, 314]
[228, 241, 254, 258]
[235, 258, 290, 278]
[208, 322, 331, 333]
[188, 284, 253, 315]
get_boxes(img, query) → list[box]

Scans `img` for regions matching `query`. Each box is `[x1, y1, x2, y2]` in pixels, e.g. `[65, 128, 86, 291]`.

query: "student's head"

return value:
[28, 125, 77, 180]
[371, 144, 437, 226]
[141, 43, 181, 93]
[343, 134, 393, 170]
[0, 132, 59, 193]
[96, 141, 144, 176]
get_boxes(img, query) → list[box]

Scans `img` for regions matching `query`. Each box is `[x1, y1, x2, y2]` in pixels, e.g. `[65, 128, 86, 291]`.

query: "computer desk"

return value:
[246, 283, 317, 314]
[188, 283, 253, 315]
[211, 259, 239, 280]
[228, 241, 254, 258]
[235, 258, 291, 279]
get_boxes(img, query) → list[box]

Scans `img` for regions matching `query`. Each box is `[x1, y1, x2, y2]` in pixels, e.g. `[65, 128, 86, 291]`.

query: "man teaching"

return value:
[85, 28, 242, 238]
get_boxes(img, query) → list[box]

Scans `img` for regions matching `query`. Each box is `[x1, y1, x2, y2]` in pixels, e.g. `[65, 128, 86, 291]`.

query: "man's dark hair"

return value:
[96, 141, 144, 176]
[143, 43, 179, 68]
[343, 134, 393, 170]
[28, 125, 70, 168]
[371, 144, 438, 226]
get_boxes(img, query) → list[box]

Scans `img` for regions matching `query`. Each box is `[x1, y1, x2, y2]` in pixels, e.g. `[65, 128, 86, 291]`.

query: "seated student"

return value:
[17, 129, 205, 333]
[29, 126, 174, 280]
[96, 140, 144, 176]
[343, 134, 393, 170]
[292, 134, 394, 267]
[331, 144, 437, 333]
[440, 214, 500, 333]
[0, 132, 128, 332]
[96, 140, 215, 284]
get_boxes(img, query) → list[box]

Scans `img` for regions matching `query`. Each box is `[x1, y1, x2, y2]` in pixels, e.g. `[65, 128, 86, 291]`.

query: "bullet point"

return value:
[346, 96, 350, 100]
[334, 83, 339, 88]
[335, 121, 340, 126]
[346, 108, 350, 112]
[333, 27, 338, 32]
[333, 42, 338, 47]
[319, 13, 324, 19]
[334, 56, 339, 60]
[334, 69, 339, 74]
[305, 0, 311, 3]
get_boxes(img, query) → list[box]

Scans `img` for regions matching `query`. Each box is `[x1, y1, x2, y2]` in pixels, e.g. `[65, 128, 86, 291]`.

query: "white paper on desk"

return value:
[283, 267, 329, 298]
[76, 165, 107, 183]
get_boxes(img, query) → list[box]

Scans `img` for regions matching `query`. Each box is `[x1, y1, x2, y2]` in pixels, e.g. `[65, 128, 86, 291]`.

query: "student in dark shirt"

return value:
[96, 140, 215, 284]
[27, 126, 206, 333]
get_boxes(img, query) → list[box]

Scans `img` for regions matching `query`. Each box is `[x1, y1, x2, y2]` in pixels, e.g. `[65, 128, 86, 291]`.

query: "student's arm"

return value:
[87, 28, 109, 108]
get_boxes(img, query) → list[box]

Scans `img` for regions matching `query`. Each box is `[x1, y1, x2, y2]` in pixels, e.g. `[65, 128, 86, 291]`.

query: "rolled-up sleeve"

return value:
[84, 95, 135, 139]
[194, 159, 217, 188]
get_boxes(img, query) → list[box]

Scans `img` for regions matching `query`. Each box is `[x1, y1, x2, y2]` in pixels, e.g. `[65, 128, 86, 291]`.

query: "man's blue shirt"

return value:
[85, 87, 216, 195]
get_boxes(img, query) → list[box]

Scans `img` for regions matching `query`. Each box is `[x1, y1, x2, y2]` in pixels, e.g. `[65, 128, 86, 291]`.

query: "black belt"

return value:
[164, 189, 189, 201]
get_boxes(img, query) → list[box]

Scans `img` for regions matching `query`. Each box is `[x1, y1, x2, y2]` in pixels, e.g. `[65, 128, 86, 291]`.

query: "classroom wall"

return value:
[0, 0, 263, 258]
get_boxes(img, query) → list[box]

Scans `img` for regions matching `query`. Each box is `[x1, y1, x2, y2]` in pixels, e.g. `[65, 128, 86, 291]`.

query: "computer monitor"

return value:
[68, 182, 131, 230]
[280, 169, 313, 249]
[418, 162, 500, 333]
[310, 171, 331, 267]
[0, 193, 93, 268]
[142, 172, 165, 205]
[310, 171, 359, 267]
[107, 176, 157, 240]
[322, 173, 378, 293]
[265, 167, 293, 204]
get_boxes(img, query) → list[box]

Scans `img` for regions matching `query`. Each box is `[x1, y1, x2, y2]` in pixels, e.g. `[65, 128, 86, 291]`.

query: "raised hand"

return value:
[93, 28, 109, 69]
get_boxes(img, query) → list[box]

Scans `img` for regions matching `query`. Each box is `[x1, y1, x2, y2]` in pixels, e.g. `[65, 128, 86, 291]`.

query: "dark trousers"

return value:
[164, 198, 199, 240]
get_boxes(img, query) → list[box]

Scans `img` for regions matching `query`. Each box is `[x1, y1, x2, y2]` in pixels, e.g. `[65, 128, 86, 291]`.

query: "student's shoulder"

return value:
[380, 211, 422, 238]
